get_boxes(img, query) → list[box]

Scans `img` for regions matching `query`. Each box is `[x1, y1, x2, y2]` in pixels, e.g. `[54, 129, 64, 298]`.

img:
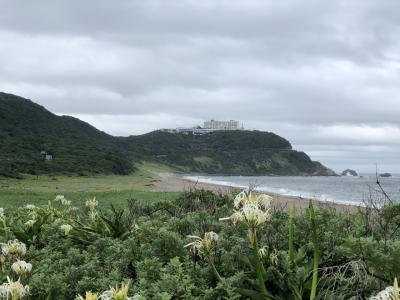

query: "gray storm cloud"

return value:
[0, 0, 399, 172]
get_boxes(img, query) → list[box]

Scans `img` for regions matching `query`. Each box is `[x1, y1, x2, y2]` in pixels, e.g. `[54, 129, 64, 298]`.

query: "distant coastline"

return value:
[181, 173, 400, 207]
[151, 172, 362, 212]
[183, 175, 362, 206]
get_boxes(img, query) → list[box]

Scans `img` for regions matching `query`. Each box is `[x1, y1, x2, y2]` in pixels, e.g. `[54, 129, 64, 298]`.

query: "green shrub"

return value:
[1, 189, 399, 299]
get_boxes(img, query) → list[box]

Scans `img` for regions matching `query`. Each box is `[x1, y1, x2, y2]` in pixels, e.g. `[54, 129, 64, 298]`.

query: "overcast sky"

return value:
[1, 0, 399, 173]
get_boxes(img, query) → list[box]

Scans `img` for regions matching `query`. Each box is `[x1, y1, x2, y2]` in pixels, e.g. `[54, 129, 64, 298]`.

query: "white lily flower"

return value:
[220, 204, 270, 228]
[1, 240, 27, 258]
[24, 204, 36, 210]
[370, 278, 399, 300]
[100, 282, 130, 300]
[257, 194, 272, 210]
[54, 195, 71, 205]
[60, 224, 73, 236]
[185, 231, 219, 255]
[0, 208, 5, 220]
[88, 210, 98, 221]
[233, 190, 272, 209]
[75, 291, 99, 300]
[54, 195, 65, 202]
[24, 219, 36, 228]
[220, 191, 272, 228]
[234, 191, 247, 209]
[370, 287, 395, 300]
[243, 204, 270, 226]
[11, 260, 33, 275]
[61, 199, 71, 206]
[269, 249, 279, 266]
[0, 276, 29, 299]
[258, 246, 268, 258]
[85, 197, 98, 211]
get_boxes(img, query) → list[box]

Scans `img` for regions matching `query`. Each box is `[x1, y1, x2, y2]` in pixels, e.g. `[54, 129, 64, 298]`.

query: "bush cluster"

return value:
[0, 190, 399, 299]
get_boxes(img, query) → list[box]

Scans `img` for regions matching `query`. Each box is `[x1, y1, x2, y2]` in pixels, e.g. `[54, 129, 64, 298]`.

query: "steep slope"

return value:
[0, 92, 133, 177]
[124, 130, 336, 176]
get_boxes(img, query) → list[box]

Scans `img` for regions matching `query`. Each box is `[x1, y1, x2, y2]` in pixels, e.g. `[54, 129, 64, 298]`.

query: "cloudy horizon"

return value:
[1, 0, 399, 173]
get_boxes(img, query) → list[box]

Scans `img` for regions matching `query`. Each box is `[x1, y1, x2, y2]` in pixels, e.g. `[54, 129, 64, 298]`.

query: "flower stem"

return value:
[289, 205, 295, 268]
[309, 201, 319, 300]
[206, 255, 223, 282]
[250, 228, 269, 299]
[12, 290, 19, 300]
[2, 219, 9, 240]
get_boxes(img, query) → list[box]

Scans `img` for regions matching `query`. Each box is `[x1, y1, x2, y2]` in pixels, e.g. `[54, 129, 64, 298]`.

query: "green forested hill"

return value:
[124, 131, 335, 175]
[0, 92, 133, 177]
[0, 92, 335, 177]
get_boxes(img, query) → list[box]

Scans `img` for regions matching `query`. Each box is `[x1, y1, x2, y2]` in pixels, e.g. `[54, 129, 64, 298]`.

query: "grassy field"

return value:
[0, 162, 181, 209]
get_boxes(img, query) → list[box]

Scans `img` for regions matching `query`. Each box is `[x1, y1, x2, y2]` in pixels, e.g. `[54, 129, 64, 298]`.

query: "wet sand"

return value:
[151, 173, 360, 213]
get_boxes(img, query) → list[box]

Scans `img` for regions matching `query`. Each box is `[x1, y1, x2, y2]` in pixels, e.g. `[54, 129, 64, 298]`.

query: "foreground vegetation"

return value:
[0, 188, 399, 299]
[0, 163, 179, 209]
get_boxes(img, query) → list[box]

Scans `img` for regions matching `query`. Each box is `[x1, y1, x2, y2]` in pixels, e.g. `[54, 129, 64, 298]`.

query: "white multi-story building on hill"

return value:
[203, 119, 240, 130]
[161, 119, 243, 135]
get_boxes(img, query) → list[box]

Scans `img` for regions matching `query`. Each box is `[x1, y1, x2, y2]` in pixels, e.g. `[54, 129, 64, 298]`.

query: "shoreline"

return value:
[151, 172, 361, 212]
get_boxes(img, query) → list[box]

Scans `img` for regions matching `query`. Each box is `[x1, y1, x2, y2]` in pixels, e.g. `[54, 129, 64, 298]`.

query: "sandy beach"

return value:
[151, 172, 360, 213]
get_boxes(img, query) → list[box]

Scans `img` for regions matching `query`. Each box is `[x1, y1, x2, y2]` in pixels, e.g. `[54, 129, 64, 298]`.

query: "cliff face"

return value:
[1, 92, 336, 177]
[124, 131, 337, 176]
[313, 163, 337, 176]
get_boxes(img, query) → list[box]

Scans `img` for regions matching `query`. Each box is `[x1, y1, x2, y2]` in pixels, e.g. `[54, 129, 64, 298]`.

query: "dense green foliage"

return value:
[0, 92, 133, 178]
[124, 131, 333, 176]
[0, 92, 335, 178]
[1, 190, 399, 299]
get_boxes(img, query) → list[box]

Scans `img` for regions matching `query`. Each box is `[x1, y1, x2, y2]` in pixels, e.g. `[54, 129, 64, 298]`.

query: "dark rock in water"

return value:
[341, 169, 358, 176]
[379, 173, 392, 178]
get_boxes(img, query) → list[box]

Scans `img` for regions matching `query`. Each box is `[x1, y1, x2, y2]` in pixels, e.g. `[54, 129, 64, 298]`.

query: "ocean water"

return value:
[184, 174, 400, 206]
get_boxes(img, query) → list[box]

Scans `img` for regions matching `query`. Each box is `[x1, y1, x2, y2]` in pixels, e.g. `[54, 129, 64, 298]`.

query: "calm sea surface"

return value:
[184, 174, 400, 206]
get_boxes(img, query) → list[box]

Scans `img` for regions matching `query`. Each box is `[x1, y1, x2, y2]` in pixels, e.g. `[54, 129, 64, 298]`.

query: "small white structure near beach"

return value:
[40, 151, 53, 161]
